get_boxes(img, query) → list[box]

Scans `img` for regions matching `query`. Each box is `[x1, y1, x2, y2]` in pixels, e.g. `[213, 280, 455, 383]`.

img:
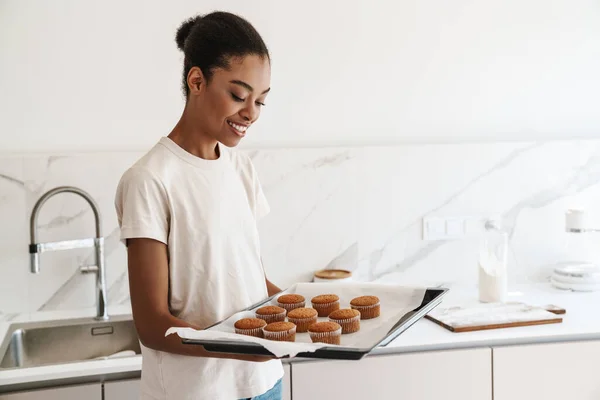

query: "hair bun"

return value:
[175, 16, 201, 51]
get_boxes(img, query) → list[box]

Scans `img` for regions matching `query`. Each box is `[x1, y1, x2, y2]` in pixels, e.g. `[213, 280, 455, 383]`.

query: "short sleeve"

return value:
[114, 167, 170, 245]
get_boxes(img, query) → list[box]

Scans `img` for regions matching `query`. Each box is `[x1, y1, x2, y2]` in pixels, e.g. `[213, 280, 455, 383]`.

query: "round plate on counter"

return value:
[553, 263, 600, 280]
[313, 269, 352, 282]
[551, 271, 600, 285]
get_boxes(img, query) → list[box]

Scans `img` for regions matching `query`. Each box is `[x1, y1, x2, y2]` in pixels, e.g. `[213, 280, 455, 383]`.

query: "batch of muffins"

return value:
[233, 293, 381, 345]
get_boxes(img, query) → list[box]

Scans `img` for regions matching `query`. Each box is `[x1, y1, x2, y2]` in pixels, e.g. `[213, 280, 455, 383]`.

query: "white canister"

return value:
[565, 209, 588, 232]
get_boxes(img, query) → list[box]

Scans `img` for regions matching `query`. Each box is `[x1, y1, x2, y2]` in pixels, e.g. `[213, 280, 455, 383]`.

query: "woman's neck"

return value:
[168, 113, 220, 160]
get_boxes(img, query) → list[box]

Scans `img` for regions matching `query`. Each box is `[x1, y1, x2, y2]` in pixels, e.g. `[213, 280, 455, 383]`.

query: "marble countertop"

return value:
[374, 282, 600, 355]
[2, 283, 600, 389]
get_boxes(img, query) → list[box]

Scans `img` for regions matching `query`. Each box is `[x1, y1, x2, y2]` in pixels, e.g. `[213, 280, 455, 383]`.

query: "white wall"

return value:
[1, 0, 600, 153]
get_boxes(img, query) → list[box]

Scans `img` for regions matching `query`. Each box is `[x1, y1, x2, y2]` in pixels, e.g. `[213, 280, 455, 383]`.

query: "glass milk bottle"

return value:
[478, 219, 508, 303]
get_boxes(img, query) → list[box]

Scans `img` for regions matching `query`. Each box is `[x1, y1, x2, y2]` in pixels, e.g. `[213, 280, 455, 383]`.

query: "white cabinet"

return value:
[292, 348, 492, 400]
[493, 340, 600, 400]
[104, 379, 140, 399]
[283, 364, 291, 400]
[0, 383, 101, 400]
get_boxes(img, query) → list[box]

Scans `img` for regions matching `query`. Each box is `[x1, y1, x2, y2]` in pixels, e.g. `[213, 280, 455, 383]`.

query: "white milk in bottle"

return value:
[479, 220, 508, 303]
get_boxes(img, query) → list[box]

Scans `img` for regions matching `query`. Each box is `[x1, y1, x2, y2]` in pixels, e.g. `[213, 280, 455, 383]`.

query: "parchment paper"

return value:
[166, 282, 427, 358]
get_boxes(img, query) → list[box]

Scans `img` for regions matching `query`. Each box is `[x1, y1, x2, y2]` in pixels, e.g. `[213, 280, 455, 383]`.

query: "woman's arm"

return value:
[127, 238, 272, 362]
[262, 258, 282, 297]
[265, 278, 282, 297]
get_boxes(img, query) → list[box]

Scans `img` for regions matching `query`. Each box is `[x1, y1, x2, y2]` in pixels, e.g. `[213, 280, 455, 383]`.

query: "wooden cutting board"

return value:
[425, 302, 565, 333]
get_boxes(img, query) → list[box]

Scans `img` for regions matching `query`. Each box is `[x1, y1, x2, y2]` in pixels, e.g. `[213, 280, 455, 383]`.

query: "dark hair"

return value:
[175, 11, 270, 98]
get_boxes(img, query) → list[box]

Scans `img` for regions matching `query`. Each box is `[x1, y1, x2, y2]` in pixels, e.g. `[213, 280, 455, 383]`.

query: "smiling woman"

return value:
[114, 11, 283, 400]
[172, 12, 271, 150]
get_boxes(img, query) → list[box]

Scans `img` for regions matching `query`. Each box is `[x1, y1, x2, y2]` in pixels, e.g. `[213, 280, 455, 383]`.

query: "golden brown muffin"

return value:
[308, 321, 342, 345]
[255, 305, 287, 323]
[328, 309, 361, 334]
[276, 294, 306, 312]
[350, 295, 379, 306]
[256, 305, 287, 315]
[234, 317, 267, 330]
[310, 294, 340, 317]
[277, 294, 305, 304]
[350, 295, 381, 319]
[311, 294, 340, 304]
[288, 307, 318, 319]
[264, 321, 296, 332]
[234, 318, 267, 338]
[308, 321, 341, 332]
[287, 307, 318, 333]
[263, 321, 296, 342]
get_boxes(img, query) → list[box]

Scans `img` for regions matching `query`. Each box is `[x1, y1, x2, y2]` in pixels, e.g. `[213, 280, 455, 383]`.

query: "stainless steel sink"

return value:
[0, 315, 141, 369]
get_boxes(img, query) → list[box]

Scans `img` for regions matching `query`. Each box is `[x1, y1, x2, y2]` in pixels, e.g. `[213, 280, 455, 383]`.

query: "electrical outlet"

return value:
[445, 218, 465, 238]
[423, 215, 500, 241]
[422, 217, 446, 241]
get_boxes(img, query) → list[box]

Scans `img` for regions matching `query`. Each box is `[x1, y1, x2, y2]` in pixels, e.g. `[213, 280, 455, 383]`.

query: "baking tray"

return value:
[181, 285, 448, 360]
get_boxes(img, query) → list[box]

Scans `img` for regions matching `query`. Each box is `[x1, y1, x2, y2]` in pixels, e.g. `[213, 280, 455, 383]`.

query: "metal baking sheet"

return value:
[180, 283, 448, 360]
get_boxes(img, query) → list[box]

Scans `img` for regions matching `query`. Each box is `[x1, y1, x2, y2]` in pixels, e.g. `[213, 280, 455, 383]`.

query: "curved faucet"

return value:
[29, 186, 108, 320]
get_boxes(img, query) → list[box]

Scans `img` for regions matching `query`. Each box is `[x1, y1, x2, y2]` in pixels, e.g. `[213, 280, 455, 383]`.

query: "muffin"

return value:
[263, 321, 297, 342]
[287, 307, 318, 333]
[277, 294, 306, 312]
[328, 309, 361, 334]
[308, 322, 342, 345]
[234, 318, 267, 338]
[311, 294, 340, 317]
[350, 295, 381, 319]
[255, 305, 287, 323]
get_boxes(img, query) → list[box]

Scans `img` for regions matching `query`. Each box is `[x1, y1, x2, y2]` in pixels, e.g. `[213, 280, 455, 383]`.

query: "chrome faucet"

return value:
[29, 186, 108, 320]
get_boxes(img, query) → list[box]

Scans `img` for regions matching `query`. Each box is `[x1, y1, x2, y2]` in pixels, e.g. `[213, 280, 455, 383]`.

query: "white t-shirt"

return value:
[114, 137, 283, 400]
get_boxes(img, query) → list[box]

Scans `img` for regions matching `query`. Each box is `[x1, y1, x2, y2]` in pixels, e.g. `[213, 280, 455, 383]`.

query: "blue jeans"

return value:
[242, 379, 282, 400]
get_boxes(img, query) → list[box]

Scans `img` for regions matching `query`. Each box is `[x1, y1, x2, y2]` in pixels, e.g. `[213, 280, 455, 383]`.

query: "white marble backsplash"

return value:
[2, 140, 600, 316]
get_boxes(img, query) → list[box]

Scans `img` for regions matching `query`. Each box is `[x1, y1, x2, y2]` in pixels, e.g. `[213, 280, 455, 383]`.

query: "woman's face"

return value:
[188, 55, 271, 148]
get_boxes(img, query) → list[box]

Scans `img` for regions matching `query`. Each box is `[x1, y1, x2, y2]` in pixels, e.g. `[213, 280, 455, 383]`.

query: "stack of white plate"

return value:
[551, 263, 600, 292]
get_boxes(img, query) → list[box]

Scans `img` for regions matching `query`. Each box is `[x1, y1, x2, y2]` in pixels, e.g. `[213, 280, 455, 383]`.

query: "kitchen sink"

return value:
[0, 315, 141, 369]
